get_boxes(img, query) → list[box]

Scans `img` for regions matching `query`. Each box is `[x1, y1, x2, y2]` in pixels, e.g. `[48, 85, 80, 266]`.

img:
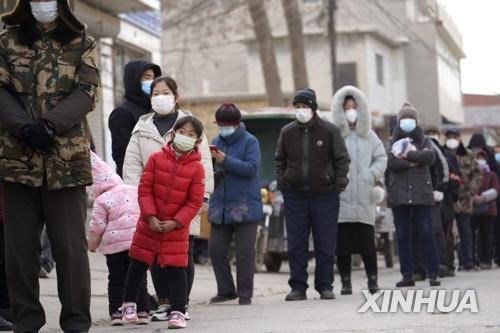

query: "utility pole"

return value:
[327, 0, 337, 94]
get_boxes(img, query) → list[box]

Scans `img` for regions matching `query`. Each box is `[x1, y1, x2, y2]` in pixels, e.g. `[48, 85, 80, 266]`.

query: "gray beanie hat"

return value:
[397, 102, 418, 122]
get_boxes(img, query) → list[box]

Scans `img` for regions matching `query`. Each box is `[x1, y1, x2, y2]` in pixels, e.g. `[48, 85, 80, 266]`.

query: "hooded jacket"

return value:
[123, 110, 214, 235]
[0, 0, 100, 190]
[108, 60, 161, 177]
[129, 144, 205, 268]
[86, 152, 139, 255]
[331, 86, 387, 225]
[468, 133, 499, 177]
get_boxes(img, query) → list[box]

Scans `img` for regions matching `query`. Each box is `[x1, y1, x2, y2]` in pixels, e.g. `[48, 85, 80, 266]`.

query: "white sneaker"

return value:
[151, 303, 170, 322]
[120, 302, 138, 323]
[168, 311, 187, 329]
[184, 310, 191, 321]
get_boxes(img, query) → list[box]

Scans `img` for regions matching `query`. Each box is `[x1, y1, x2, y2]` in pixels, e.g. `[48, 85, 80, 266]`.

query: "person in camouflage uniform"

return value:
[0, 1, 100, 332]
[443, 129, 483, 271]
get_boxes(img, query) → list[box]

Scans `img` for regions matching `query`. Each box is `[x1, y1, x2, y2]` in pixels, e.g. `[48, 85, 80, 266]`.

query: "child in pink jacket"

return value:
[86, 151, 148, 325]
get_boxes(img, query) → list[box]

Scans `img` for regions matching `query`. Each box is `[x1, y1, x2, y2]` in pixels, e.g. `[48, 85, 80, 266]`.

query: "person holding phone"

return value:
[208, 103, 263, 306]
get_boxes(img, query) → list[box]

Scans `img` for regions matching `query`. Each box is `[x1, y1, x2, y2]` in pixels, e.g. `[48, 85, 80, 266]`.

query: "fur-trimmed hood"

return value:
[331, 85, 371, 137]
[1, 0, 86, 45]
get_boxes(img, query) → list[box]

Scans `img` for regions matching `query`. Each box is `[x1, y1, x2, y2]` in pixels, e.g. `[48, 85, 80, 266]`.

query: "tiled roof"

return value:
[120, 11, 161, 37]
[463, 94, 500, 107]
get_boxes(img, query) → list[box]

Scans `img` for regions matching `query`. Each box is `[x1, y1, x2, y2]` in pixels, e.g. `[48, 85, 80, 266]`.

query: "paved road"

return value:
[35, 253, 500, 332]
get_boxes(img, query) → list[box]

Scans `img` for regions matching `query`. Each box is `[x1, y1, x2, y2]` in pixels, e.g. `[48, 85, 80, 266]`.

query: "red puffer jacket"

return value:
[129, 144, 205, 267]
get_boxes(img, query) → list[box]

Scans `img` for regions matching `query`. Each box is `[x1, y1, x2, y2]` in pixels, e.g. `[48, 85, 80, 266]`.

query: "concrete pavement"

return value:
[35, 253, 500, 332]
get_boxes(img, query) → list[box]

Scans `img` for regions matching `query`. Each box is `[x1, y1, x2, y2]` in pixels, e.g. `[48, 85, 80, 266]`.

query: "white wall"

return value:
[436, 36, 464, 123]
[118, 21, 161, 66]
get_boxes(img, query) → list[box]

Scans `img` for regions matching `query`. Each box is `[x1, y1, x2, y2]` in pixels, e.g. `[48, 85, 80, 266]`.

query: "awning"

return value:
[78, 0, 158, 14]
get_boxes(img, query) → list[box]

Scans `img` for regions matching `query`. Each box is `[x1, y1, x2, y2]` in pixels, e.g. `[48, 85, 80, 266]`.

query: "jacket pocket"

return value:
[57, 59, 77, 93]
[10, 57, 34, 93]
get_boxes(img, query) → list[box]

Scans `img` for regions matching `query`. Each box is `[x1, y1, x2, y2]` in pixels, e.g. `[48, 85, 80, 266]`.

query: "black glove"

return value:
[19, 120, 54, 151]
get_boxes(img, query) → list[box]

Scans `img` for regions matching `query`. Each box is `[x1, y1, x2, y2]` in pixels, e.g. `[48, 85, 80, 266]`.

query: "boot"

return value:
[367, 275, 380, 294]
[340, 276, 352, 295]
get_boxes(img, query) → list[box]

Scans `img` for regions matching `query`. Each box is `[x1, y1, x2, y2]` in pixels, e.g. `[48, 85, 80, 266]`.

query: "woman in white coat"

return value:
[123, 76, 214, 320]
[331, 86, 387, 295]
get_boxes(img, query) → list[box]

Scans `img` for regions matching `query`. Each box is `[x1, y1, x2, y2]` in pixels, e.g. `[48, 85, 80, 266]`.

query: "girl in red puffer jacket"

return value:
[121, 116, 205, 329]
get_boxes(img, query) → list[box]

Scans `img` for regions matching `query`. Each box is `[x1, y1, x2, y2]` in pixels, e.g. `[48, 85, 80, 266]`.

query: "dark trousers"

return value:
[337, 253, 377, 278]
[0, 225, 9, 310]
[0, 181, 91, 332]
[494, 201, 500, 264]
[443, 219, 456, 271]
[124, 259, 186, 313]
[456, 213, 474, 268]
[471, 215, 495, 265]
[208, 222, 258, 299]
[152, 236, 195, 304]
[283, 190, 339, 293]
[105, 251, 148, 316]
[392, 205, 439, 280]
[413, 205, 447, 276]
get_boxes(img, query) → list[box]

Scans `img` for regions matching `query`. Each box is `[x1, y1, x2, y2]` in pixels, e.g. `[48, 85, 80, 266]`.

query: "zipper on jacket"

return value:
[302, 128, 310, 191]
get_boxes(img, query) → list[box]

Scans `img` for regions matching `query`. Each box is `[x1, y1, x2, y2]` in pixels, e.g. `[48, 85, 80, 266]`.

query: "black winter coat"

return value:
[275, 115, 350, 194]
[108, 60, 161, 177]
[386, 127, 436, 208]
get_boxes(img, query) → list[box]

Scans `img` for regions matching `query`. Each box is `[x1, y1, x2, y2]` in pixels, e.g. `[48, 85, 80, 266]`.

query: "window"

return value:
[376, 53, 384, 86]
[337, 63, 357, 88]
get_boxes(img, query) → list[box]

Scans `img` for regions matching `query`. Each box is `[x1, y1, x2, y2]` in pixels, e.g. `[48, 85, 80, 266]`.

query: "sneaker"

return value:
[151, 303, 170, 322]
[319, 290, 336, 300]
[285, 290, 306, 301]
[184, 309, 191, 321]
[209, 294, 238, 304]
[367, 275, 380, 294]
[480, 263, 492, 270]
[168, 311, 187, 329]
[238, 297, 252, 305]
[39, 267, 49, 279]
[341, 278, 352, 295]
[0, 315, 12, 331]
[110, 311, 124, 326]
[137, 311, 149, 325]
[429, 277, 441, 287]
[395, 279, 415, 288]
[121, 302, 138, 323]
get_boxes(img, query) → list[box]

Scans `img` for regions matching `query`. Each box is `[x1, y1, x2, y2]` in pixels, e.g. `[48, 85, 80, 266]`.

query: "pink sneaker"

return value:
[121, 302, 138, 323]
[168, 311, 187, 329]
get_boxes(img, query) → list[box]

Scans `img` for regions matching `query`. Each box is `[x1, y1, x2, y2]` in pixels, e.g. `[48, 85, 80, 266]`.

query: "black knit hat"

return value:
[293, 88, 318, 111]
[215, 103, 241, 125]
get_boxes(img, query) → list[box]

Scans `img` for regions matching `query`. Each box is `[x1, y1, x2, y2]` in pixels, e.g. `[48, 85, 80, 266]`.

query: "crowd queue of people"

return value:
[0, 1, 499, 332]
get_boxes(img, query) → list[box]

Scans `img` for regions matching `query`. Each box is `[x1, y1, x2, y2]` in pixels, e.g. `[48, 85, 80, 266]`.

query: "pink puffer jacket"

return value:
[86, 151, 139, 255]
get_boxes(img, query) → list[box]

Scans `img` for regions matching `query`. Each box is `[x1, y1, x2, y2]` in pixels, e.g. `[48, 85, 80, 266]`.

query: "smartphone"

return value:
[210, 145, 218, 153]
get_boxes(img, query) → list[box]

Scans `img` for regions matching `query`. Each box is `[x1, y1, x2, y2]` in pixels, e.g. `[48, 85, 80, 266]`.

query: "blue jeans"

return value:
[392, 205, 439, 280]
[456, 213, 474, 268]
[283, 190, 340, 293]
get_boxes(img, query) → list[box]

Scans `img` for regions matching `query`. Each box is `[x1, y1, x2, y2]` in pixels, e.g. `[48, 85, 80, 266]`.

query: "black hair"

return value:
[173, 116, 204, 139]
[150, 76, 180, 110]
[343, 95, 356, 108]
[215, 103, 241, 124]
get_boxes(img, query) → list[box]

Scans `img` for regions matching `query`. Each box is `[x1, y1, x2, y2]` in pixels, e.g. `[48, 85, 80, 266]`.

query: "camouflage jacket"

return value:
[455, 151, 483, 214]
[0, 25, 100, 190]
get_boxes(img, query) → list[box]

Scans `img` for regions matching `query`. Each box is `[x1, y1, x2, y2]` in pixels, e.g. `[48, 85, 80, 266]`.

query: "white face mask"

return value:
[295, 108, 313, 124]
[151, 95, 175, 115]
[173, 134, 197, 152]
[345, 109, 358, 124]
[30, 1, 58, 24]
[446, 138, 460, 150]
